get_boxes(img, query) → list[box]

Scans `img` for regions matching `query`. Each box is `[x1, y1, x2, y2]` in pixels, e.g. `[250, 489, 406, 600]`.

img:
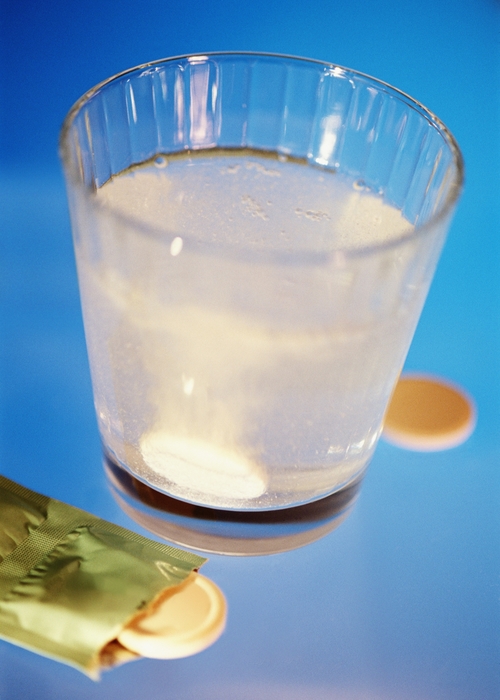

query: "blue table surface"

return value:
[1, 0, 499, 698]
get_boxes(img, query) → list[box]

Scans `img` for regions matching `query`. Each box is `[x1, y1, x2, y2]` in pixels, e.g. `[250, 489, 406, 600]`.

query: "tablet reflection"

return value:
[105, 456, 360, 556]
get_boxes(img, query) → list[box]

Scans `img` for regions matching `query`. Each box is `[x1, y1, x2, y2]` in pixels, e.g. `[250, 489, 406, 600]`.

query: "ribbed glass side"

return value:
[62, 53, 462, 229]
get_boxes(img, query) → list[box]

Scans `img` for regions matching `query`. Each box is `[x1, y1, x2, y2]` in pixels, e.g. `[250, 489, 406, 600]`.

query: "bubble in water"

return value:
[154, 155, 168, 168]
[305, 209, 330, 222]
[245, 161, 280, 177]
[241, 195, 268, 220]
[223, 164, 240, 174]
[278, 154, 288, 163]
[295, 207, 330, 222]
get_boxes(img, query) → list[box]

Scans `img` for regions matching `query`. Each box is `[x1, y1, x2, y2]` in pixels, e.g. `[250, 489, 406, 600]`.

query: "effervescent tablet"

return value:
[383, 374, 476, 451]
[118, 572, 227, 659]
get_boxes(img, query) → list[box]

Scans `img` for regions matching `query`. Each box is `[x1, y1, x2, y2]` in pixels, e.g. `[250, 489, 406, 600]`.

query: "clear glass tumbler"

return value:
[60, 53, 463, 510]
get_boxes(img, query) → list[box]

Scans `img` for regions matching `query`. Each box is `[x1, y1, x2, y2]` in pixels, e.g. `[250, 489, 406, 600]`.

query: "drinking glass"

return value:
[60, 53, 463, 510]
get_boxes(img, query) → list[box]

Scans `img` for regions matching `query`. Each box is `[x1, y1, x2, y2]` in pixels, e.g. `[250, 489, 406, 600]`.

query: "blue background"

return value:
[1, 0, 499, 698]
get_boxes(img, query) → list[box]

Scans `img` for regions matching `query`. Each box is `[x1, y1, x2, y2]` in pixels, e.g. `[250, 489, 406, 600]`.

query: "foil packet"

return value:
[0, 474, 207, 678]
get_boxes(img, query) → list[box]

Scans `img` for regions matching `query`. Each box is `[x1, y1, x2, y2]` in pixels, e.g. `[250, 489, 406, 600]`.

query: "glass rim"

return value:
[60, 51, 464, 260]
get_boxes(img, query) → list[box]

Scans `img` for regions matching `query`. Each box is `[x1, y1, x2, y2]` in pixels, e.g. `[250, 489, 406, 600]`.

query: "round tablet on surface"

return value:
[118, 573, 226, 659]
[383, 374, 476, 451]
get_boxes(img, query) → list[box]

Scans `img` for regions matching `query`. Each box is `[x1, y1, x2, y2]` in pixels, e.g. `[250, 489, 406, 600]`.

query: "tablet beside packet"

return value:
[0, 474, 224, 679]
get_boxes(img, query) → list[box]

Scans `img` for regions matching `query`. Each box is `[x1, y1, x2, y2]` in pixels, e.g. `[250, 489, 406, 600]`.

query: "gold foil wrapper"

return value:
[0, 475, 206, 678]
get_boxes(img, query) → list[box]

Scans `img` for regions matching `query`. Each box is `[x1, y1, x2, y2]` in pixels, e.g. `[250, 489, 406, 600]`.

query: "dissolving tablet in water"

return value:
[140, 432, 268, 501]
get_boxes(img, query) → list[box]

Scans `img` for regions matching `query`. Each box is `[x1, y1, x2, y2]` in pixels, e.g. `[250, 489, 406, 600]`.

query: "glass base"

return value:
[104, 454, 362, 555]
[103, 445, 369, 512]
